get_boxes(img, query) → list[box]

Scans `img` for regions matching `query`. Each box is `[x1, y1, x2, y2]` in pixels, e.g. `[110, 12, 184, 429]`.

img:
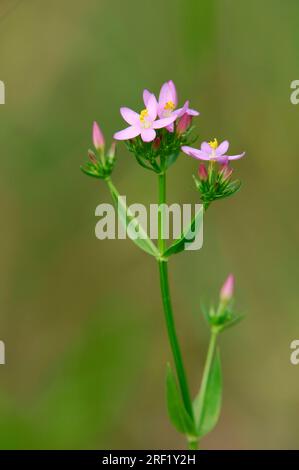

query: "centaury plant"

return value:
[81, 80, 245, 449]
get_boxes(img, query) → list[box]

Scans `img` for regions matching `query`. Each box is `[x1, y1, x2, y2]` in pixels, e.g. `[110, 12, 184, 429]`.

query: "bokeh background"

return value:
[0, 0, 298, 450]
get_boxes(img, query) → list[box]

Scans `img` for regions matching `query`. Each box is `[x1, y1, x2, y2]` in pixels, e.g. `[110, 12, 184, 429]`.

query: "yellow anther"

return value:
[164, 100, 175, 111]
[139, 109, 148, 122]
[208, 138, 218, 149]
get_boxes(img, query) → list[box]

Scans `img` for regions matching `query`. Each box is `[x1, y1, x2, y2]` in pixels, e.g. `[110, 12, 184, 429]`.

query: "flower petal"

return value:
[175, 100, 189, 118]
[226, 152, 246, 161]
[120, 107, 139, 125]
[216, 140, 229, 156]
[143, 89, 152, 106]
[187, 108, 200, 116]
[141, 128, 156, 142]
[217, 156, 229, 164]
[166, 123, 174, 132]
[158, 81, 174, 107]
[167, 80, 178, 106]
[176, 105, 200, 117]
[152, 115, 177, 129]
[181, 146, 210, 160]
[113, 126, 140, 140]
[146, 93, 158, 120]
[201, 141, 212, 153]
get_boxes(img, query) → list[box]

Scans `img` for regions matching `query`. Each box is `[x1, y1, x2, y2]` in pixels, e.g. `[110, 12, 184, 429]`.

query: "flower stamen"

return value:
[139, 109, 149, 122]
[208, 138, 218, 149]
[164, 100, 175, 111]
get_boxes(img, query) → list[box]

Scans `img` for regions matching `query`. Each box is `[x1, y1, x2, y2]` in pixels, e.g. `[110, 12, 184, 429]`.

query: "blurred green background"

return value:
[0, 0, 298, 449]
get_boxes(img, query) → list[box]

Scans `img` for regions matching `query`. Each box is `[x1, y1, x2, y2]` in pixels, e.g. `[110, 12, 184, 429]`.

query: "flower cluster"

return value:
[82, 80, 245, 205]
[114, 80, 199, 142]
[81, 122, 116, 179]
[184, 138, 245, 209]
[114, 80, 199, 173]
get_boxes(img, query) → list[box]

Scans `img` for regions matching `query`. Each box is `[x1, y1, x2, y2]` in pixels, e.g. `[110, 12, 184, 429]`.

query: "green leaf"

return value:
[165, 150, 180, 169]
[200, 302, 214, 326]
[108, 182, 160, 258]
[193, 350, 222, 438]
[219, 313, 244, 332]
[80, 166, 102, 179]
[166, 364, 196, 436]
[163, 206, 203, 257]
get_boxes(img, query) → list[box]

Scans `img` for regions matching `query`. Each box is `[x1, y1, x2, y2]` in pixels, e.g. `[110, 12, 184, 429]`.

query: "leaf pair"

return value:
[193, 350, 222, 438]
[107, 182, 203, 259]
[166, 351, 222, 441]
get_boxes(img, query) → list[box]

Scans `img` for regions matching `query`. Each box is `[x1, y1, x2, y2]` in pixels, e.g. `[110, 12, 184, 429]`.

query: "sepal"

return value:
[193, 161, 241, 208]
[201, 301, 244, 333]
[125, 124, 196, 173]
[81, 143, 116, 180]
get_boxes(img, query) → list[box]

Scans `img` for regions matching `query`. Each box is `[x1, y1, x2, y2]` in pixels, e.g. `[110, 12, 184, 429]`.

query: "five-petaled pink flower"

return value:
[113, 93, 177, 143]
[182, 138, 245, 163]
[143, 80, 199, 132]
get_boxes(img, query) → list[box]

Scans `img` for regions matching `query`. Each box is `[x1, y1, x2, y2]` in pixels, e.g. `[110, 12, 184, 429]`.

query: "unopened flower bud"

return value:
[108, 141, 116, 159]
[88, 149, 98, 165]
[177, 113, 192, 135]
[220, 163, 233, 180]
[93, 121, 105, 150]
[152, 137, 161, 150]
[198, 163, 208, 181]
[220, 274, 234, 302]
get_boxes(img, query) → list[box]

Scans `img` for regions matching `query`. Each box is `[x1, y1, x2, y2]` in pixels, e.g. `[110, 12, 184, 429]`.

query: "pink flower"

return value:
[182, 138, 245, 163]
[220, 274, 234, 302]
[113, 93, 177, 143]
[143, 80, 199, 132]
[93, 121, 105, 150]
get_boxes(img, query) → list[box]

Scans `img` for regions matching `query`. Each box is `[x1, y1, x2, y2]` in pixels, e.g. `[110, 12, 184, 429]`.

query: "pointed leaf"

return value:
[193, 350, 222, 438]
[165, 150, 180, 169]
[163, 207, 203, 257]
[108, 183, 160, 258]
[166, 364, 196, 436]
[219, 313, 244, 332]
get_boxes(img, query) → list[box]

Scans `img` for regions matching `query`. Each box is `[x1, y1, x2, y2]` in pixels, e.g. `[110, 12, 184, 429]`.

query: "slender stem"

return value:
[188, 438, 199, 450]
[158, 173, 166, 254]
[106, 176, 116, 194]
[158, 172, 193, 418]
[196, 329, 218, 428]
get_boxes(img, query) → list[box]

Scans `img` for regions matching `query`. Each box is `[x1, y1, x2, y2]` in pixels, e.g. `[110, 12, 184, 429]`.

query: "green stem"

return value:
[105, 174, 194, 429]
[158, 173, 166, 255]
[196, 329, 218, 428]
[187, 438, 199, 450]
[106, 176, 117, 195]
[158, 172, 193, 419]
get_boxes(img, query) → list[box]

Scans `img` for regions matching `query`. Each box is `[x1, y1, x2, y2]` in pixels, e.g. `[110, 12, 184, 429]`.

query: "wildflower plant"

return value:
[81, 80, 245, 449]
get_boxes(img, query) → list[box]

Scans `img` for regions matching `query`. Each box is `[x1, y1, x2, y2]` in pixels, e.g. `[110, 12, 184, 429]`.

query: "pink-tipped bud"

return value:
[88, 149, 97, 164]
[93, 121, 105, 150]
[108, 141, 116, 159]
[220, 163, 233, 180]
[198, 163, 208, 181]
[177, 113, 192, 135]
[152, 136, 161, 150]
[220, 274, 234, 302]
